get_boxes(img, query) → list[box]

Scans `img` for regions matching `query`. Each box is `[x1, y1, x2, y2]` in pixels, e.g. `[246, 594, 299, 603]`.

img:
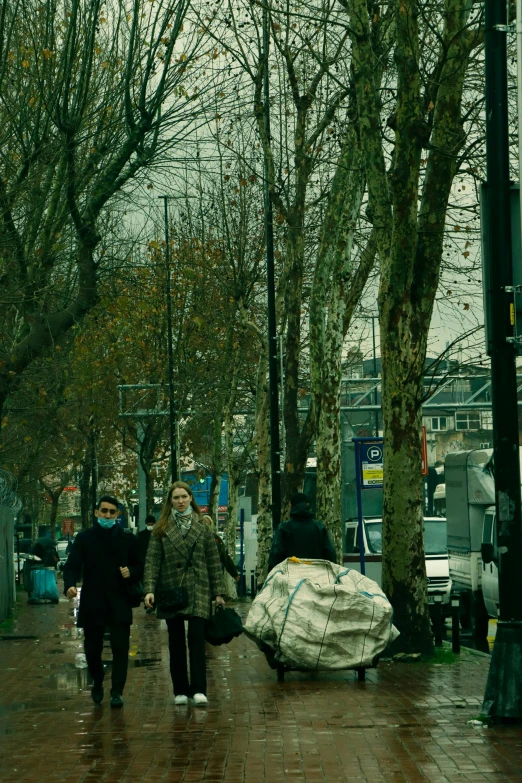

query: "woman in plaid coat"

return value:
[144, 481, 225, 707]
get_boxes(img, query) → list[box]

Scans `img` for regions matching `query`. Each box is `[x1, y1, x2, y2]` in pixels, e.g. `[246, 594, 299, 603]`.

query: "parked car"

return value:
[344, 516, 452, 612]
[56, 539, 70, 569]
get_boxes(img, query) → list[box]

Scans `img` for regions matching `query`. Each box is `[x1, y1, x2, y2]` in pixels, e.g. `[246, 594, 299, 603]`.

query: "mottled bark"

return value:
[311, 129, 366, 560]
[346, 0, 479, 652]
[315, 231, 377, 560]
[253, 35, 348, 514]
[44, 485, 65, 541]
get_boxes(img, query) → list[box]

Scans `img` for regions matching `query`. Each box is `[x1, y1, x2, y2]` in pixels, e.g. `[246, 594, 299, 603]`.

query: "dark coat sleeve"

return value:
[120, 532, 144, 584]
[322, 527, 338, 564]
[216, 536, 239, 579]
[204, 528, 226, 598]
[62, 534, 84, 594]
[143, 532, 162, 595]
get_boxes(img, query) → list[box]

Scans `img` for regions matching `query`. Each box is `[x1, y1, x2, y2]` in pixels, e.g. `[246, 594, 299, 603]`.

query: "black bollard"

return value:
[451, 595, 461, 654]
[433, 595, 443, 647]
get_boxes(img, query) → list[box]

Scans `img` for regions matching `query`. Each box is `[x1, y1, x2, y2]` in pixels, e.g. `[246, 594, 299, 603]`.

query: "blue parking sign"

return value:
[360, 442, 384, 489]
[352, 437, 384, 576]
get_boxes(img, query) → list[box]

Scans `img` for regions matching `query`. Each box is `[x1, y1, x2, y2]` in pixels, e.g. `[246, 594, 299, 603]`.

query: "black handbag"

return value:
[157, 584, 189, 614]
[205, 605, 243, 646]
[157, 536, 198, 614]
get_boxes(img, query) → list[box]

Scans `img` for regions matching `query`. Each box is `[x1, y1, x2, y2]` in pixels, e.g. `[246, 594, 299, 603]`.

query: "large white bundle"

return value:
[245, 558, 399, 670]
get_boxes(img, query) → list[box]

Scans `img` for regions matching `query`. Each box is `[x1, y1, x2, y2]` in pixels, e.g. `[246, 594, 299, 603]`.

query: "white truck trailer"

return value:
[445, 448, 498, 635]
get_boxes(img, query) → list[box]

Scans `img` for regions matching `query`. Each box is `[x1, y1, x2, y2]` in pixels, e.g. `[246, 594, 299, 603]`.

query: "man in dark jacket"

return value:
[63, 495, 143, 708]
[137, 514, 157, 561]
[268, 492, 337, 571]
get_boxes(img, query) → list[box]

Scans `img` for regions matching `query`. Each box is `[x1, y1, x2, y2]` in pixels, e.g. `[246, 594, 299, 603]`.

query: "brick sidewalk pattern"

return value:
[1, 580, 522, 782]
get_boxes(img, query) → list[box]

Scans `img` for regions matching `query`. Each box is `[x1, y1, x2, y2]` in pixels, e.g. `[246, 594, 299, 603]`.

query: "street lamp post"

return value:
[263, 4, 282, 530]
[159, 195, 178, 483]
[481, 0, 522, 720]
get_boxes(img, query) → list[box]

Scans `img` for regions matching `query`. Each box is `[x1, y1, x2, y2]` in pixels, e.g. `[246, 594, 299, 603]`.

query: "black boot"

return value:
[91, 684, 104, 704]
[110, 690, 124, 708]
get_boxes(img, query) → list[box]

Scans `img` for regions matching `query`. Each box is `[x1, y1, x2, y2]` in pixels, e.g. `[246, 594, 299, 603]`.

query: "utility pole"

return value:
[481, 0, 522, 720]
[263, 4, 281, 530]
[159, 195, 178, 483]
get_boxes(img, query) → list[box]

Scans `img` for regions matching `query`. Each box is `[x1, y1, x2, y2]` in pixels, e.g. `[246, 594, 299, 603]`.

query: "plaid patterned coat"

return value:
[143, 514, 225, 620]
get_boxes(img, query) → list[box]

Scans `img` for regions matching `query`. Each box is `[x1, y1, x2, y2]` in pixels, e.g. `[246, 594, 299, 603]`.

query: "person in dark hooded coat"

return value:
[32, 537, 59, 567]
[267, 492, 337, 571]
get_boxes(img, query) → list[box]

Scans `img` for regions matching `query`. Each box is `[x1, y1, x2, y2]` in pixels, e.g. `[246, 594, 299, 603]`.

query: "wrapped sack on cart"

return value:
[244, 558, 399, 672]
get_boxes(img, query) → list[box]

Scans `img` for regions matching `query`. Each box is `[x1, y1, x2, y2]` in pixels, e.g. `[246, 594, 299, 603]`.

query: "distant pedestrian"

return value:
[202, 515, 240, 582]
[137, 515, 157, 561]
[63, 495, 143, 708]
[143, 481, 225, 707]
[268, 492, 337, 571]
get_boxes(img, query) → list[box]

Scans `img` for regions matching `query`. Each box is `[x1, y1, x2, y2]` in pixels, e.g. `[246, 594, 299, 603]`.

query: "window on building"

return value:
[480, 411, 493, 430]
[431, 416, 448, 431]
[480, 442, 491, 449]
[455, 412, 480, 431]
[454, 379, 471, 393]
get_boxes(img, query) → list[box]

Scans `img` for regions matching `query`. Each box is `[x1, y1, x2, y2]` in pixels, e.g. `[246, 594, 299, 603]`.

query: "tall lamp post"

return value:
[263, 3, 282, 530]
[159, 195, 178, 483]
[481, 0, 522, 719]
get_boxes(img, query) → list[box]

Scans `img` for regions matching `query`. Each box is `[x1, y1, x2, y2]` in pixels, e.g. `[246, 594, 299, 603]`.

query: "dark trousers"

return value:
[83, 624, 130, 694]
[166, 616, 207, 696]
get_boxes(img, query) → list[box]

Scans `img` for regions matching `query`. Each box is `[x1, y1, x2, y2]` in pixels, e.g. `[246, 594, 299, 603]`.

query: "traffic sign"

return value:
[359, 441, 384, 489]
[62, 518, 74, 534]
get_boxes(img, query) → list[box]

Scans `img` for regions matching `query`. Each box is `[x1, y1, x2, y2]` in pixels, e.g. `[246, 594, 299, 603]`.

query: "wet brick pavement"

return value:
[1, 580, 522, 782]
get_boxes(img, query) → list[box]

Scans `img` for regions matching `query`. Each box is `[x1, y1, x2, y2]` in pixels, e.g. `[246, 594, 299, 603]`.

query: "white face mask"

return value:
[146, 524, 154, 531]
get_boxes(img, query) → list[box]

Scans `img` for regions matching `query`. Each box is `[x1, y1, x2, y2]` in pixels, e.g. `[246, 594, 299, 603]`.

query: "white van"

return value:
[344, 517, 452, 611]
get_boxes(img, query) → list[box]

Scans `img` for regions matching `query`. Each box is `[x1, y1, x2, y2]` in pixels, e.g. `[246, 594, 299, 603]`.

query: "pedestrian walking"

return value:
[143, 481, 226, 707]
[63, 495, 143, 708]
[137, 514, 156, 561]
[267, 492, 337, 571]
[202, 515, 240, 582]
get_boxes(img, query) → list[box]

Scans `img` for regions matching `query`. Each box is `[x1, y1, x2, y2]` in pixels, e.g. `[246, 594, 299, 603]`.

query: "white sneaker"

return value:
[174, 695, 188, 705]
[193, 693, 208, 706]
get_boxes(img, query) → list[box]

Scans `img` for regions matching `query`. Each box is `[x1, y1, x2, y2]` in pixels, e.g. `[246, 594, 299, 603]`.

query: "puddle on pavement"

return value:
[0, 635, 38, 641]
[0, 704, 29, 715]
[131, 657, 161, 667]
[34, 657, 161, 692]
[44, 669, 91, 691]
